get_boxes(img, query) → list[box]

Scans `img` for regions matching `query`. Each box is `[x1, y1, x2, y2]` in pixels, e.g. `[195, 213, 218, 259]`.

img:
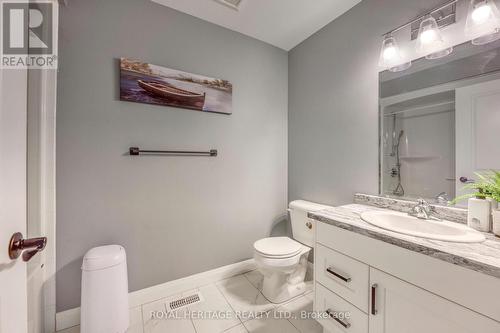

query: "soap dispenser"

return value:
[467, 197, 491, 232]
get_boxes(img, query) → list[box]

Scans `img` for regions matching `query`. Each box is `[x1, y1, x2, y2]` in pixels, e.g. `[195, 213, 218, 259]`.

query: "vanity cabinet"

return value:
[314, 221, 500, 333]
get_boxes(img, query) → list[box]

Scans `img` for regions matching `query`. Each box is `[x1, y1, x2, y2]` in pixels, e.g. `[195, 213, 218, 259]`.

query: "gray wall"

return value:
[288, 0, 445, 206]
[56, 0, 288, 311]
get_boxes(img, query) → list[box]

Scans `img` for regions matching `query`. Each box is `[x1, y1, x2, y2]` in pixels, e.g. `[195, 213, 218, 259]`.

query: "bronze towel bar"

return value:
[129, 147, 217, 157]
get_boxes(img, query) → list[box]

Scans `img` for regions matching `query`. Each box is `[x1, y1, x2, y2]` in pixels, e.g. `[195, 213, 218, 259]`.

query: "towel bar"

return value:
[129, 147, 217, 157]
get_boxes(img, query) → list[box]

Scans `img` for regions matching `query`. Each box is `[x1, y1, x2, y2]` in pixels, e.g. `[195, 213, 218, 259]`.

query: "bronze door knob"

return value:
[8, 232, 47, 262]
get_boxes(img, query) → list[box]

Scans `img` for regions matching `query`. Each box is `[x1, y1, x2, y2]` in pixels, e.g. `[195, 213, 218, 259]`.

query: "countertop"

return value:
[309, 204, 500, 279]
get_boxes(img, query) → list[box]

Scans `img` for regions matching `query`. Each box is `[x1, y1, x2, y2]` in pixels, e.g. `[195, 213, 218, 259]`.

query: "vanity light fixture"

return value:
[416, 16, 454, 59]
[380, 0, 457, 72]
[379, 35, 412, 72]
[380, 0, 500, 72]
[465, 0, 500, 45]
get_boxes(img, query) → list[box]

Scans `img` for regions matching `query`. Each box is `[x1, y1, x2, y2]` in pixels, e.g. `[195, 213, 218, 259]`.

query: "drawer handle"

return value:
[326, 309, 351, 329]
[326, 266, 352, 283]
[371, 284, 378, 315]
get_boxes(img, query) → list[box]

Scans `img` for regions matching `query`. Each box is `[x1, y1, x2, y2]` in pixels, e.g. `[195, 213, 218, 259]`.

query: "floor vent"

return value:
[168, 293, 203, 312]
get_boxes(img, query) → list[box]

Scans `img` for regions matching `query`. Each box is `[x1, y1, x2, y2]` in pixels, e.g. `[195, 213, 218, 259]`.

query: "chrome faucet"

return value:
[435, 192, 450, 205]
[408, 199, 438, 220]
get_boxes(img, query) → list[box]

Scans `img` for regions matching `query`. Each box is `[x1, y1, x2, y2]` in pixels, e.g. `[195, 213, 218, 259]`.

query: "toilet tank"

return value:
[289, 200, 332, 247]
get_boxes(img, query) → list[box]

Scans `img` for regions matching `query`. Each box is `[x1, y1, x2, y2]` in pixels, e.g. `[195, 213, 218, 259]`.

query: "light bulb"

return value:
[379, 36, 411, 72]
[383, 46, 396, 60]
[420, 29, 438, 44]
[416, 16, 453, 59]
[472, 3, 492, 24]
[465, 0, 500, 45]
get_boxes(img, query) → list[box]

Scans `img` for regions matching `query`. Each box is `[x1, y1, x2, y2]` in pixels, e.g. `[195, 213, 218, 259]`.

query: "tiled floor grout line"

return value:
[188, 287, 199, 333]
[139, 303, 146, 327]
[242, 273, 257, 289]
[279, 294, 309, 333]
[222, 322, 248, 333]
[189, 316, 198, 333]
[139, 304, 145, 333]
[285, 318, 303, 333]
[241, 273, 279, 312]
[214, 278, 249, 332]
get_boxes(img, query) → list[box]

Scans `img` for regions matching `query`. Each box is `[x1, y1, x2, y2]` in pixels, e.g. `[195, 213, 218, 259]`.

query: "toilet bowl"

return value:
[253, 200, 332, 304]
[254, 237, 311, 303]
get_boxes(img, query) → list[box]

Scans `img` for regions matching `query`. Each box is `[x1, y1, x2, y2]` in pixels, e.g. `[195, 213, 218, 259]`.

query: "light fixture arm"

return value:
[382, 0, 458, 37]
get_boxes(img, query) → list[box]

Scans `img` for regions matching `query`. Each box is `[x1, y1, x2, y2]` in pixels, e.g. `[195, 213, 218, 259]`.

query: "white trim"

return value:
[380, 71, 500, 108]
[39, 68, 58, 333]
[56, 258, 256, 331]
[128, 259, 255, 307]
[55, 308, 80, 332]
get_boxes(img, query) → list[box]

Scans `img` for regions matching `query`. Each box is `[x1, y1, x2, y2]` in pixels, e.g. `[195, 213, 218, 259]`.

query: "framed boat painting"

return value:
[120, 58, 233, 114]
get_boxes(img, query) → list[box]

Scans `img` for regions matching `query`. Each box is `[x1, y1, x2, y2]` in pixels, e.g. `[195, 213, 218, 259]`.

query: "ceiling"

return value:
[151, 0, 362, 51]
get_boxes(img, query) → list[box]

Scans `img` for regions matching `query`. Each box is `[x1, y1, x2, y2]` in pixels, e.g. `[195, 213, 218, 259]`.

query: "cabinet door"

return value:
[369, 268, 500, 333]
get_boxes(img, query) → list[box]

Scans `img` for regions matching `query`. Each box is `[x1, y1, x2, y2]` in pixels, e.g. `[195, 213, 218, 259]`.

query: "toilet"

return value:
[253, 200, 331, 303]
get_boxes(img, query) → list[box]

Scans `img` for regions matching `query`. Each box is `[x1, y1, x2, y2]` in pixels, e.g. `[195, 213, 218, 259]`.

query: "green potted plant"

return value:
[453, 171, 500, 236]
[488, 171, 500, 236]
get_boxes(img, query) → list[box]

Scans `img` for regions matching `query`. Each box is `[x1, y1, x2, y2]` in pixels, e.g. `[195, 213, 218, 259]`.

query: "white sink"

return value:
[360, 210, 486, 243]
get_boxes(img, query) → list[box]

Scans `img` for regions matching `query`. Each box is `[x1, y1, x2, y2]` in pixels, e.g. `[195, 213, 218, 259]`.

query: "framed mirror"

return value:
[379, 39, 500, 206]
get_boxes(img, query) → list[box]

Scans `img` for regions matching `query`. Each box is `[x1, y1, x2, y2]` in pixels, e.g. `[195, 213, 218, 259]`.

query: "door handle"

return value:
[459, 176, 475, 184]
[8, 232, 47, 262]
[371, 284, 378, 315]
[326, 309, 351, 329]
[326, 266, 352, 283]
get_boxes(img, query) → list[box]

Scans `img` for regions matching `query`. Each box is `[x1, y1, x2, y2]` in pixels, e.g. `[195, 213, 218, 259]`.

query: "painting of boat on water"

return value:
[120, 58, 232, 114]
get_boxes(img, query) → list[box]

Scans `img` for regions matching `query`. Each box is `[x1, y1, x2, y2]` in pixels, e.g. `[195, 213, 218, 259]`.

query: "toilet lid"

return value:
[253, 237, 303, 258]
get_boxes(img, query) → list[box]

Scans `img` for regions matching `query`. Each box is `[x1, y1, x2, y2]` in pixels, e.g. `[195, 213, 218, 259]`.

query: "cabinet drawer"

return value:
[315, 243, 369, 312]
[315, 282, 368, 333]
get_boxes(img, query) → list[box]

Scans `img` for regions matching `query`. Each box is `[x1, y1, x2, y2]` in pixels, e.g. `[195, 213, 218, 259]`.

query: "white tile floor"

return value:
[58, 270, 322, 333]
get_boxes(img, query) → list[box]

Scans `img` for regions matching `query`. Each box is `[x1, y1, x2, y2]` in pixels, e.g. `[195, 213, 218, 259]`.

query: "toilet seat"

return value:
[253, 237, 303, 259]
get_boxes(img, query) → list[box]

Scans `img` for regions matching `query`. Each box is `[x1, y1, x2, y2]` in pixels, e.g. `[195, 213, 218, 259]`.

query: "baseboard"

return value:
[55, 307, 80, 332]
[55, 258, 256, 331]
[129, 258, 256, 306]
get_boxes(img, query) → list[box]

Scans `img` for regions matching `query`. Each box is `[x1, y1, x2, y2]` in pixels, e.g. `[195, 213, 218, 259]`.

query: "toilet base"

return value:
[260, 254, 309, 304]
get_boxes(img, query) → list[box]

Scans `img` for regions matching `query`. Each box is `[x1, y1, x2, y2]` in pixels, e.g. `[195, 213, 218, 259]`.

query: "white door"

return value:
[369, 268, 500, 333]
[0, 64, 29, 330]
[456, 79, 500, 205]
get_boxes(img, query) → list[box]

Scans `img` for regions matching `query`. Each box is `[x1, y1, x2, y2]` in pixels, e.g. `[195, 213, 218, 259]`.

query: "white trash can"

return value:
[81, 245, 129, 333]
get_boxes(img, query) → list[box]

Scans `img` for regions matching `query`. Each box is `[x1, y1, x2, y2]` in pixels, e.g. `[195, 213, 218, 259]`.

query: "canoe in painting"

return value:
[137, 79, 206, 110]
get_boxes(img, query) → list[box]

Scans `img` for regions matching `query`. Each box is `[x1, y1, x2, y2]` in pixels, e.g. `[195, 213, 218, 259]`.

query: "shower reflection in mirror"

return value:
[381, 92, 456, 202]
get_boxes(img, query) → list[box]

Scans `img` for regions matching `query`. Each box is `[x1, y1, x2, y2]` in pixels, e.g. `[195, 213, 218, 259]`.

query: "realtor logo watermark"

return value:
[1, 0, 58, 69]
